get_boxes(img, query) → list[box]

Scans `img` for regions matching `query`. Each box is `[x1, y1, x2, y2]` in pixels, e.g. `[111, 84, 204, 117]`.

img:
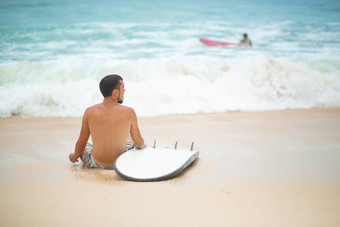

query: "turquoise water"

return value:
[1, 0, 340, 116]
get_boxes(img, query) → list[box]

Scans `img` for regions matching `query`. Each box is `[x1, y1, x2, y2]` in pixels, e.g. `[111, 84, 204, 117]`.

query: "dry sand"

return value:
[0, 108, 340, 226]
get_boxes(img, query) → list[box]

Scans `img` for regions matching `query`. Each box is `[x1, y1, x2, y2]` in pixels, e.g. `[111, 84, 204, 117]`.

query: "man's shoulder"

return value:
[85, 103, 102, 112]
[119, 105, 136, 114]
[117, 105, 138, 120]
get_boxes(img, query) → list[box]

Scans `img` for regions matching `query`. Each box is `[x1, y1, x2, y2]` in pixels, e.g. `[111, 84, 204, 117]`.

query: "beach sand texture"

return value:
[0, 108, 340, 226]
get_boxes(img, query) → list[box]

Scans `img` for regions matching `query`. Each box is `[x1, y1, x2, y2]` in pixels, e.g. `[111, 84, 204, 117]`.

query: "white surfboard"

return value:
[113, 146, 199, 181]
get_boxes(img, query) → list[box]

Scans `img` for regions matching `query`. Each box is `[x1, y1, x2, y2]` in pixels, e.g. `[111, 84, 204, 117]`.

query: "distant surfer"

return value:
[69, 74, 146, 169]
[239, 33, 252, 47]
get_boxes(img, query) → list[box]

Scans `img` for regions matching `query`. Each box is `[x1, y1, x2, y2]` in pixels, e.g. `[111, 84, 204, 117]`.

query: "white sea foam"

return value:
[1, 56, 339, 117]
[1, 9, 340, 117]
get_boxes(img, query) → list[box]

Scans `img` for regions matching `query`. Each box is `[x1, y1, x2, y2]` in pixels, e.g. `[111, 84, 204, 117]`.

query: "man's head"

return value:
[243, 33, 248, 39]
[99, 74, 124, 104]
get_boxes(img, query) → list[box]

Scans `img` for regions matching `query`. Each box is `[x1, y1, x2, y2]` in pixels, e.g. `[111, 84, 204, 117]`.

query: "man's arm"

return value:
[69, 110, 90, 163]
[129, 108, 145, 149]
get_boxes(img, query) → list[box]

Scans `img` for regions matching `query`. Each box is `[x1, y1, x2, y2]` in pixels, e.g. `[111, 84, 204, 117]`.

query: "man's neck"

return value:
[103, 97, 118, 105]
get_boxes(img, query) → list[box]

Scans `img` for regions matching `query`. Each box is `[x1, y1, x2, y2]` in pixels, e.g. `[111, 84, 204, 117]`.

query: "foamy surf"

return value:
[1, 0, 340, 117]
[1, 57, 339, 117]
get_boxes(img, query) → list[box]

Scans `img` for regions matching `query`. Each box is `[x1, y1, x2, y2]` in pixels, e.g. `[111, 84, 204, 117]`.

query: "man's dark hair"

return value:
[99, 74, 123, 97]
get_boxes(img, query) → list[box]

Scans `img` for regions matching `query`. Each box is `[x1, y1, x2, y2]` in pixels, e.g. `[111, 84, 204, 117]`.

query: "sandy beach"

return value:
[0, 108, 340, 226]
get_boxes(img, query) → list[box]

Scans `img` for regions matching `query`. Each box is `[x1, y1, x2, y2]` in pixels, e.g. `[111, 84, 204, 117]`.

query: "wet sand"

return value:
[0, 108, 340, 226]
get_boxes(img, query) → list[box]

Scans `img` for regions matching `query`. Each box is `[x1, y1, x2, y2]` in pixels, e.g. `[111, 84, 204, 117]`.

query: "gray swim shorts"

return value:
[80, 142, 134, 169]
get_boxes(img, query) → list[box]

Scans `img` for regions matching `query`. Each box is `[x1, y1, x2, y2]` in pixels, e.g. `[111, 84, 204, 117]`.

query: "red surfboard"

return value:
[199, 37, 238, 47]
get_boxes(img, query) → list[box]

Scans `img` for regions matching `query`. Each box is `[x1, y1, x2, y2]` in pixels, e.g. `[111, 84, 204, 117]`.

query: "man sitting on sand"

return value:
[239, 33, 252, 47]
[69, 74, 145, 169]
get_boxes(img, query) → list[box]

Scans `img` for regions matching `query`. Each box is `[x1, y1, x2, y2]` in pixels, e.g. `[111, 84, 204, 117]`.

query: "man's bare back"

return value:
[69, 75, 145, 169]
[86, 102, 142, 167]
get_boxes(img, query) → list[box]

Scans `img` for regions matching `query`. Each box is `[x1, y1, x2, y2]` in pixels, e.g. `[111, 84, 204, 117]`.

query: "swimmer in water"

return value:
[239, 33, 252, 48]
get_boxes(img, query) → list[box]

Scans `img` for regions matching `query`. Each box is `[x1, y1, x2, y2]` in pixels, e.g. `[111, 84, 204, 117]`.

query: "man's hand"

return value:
[136, 144, 146, 149]
[69, 153, 79, 163]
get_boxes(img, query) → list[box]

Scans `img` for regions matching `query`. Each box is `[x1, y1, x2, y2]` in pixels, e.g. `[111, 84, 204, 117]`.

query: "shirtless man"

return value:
[69, 74, 145, 169]
[239, 33, 252, 47]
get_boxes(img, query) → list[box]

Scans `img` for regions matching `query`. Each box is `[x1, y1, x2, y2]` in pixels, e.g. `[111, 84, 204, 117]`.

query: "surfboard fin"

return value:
[190, 142, 194, 151]
[174, 141, 178, 149]
[153, 139, 156, 148]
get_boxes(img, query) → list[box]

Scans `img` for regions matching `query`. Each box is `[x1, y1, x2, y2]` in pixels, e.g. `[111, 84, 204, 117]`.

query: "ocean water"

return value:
[1, 0, 340, 117]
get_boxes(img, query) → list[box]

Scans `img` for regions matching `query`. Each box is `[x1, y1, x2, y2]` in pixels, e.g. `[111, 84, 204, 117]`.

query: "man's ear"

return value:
[112, 89, 119, 97]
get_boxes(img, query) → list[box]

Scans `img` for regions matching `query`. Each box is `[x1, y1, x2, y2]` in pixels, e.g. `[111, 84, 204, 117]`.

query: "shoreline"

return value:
[2, 106, 340, 119]
[1, 108, 340, 226]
